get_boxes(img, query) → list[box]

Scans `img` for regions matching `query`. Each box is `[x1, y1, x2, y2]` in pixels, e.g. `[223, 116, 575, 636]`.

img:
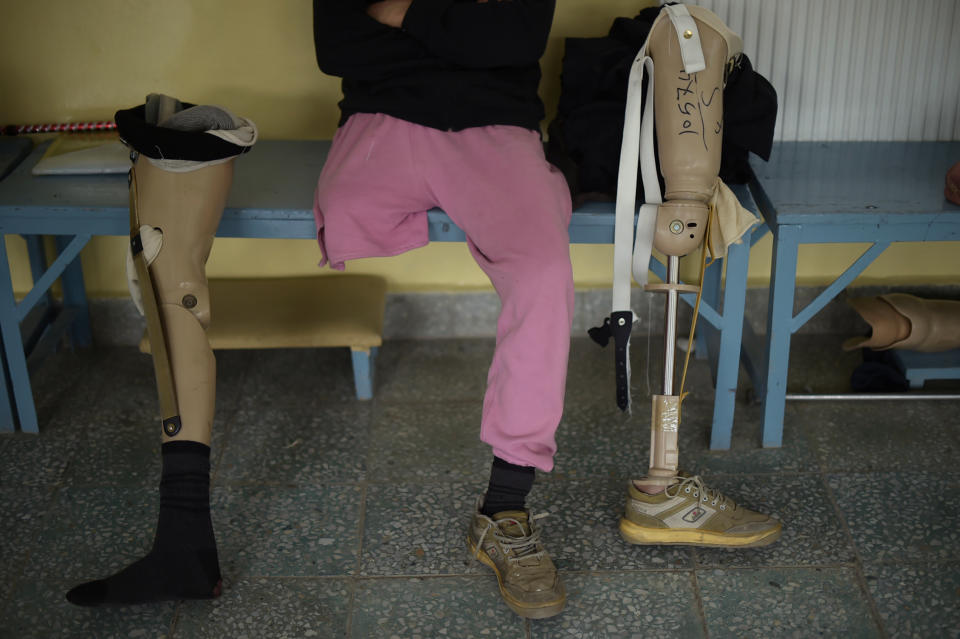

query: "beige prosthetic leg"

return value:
[612, 6, 781, 548]
[643, 5, 741, 487]
[130, 156, 232, 445]
[65, 95, 256, 606]
[123, 94, 256, 444]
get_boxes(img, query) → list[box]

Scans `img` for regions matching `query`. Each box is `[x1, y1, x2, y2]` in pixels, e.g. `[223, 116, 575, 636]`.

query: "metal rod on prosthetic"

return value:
[647, 255, 682, 484]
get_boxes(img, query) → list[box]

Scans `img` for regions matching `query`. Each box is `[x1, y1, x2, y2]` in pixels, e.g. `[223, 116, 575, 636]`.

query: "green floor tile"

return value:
[360, 482, 487, 576]
[530, 572, 705, 639]
[175, 577, 350, 639]
[799, 401, 960, 473]
[374, 339, 494, 402]
[698, 566, 880, 638]
[864, 561, 960, 638]
[366, 402, 490, 483]
[350, 576, 526, 638]
[829, 472, 960, 563]
[213, 484, 363, 578]
[1, 579, 175, 639]
[218, 403, 372, 483]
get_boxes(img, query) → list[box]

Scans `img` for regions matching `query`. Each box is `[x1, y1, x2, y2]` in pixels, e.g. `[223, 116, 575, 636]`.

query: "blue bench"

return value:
[0, 139, 766, 444]
[748, 141, 960, 447]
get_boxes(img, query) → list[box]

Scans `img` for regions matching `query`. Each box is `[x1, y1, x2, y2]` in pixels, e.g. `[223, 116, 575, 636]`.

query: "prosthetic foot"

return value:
[66, 95, 256, 606]
[602, 5, 780, 545]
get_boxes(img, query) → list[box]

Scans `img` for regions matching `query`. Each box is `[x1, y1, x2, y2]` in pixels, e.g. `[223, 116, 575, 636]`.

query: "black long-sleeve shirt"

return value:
[314, 0, 555, 132]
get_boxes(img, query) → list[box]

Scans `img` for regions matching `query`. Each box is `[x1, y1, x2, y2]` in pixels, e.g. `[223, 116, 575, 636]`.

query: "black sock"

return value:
[66, 441, 221, 606]
[480, 456, 536, 517]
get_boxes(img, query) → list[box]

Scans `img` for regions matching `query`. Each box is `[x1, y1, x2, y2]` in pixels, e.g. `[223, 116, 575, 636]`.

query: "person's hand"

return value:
[366, 0, 412, 28]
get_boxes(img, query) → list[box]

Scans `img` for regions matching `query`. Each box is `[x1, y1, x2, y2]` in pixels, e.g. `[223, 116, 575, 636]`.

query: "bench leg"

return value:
[351, 346, 378, 400]
[695, 257, 722, 362]
[0, 236, 38, 433]
[55, 235, 93, 348]
[760, 225, 799, 448]
[0, 334, 15, 432]
[24, 235, 54, 311]
[709, 239, 750, 450]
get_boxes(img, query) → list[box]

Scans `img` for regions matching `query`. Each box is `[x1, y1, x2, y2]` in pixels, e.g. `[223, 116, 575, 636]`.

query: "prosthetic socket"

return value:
[115, 95, 257, 443]
[843, 294, 960, 353]
[606, 5, 742, 485]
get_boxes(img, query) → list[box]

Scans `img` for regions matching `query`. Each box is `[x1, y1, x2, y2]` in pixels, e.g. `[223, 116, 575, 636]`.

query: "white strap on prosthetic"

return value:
[610, 55, 657, 412]
[662, 4, 706, 73]
[611, 4, 705, 412]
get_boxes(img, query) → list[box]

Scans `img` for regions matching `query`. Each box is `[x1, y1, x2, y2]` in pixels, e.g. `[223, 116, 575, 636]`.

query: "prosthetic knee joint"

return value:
[603, 5, 742, 486]
[116, 95, 256, 443]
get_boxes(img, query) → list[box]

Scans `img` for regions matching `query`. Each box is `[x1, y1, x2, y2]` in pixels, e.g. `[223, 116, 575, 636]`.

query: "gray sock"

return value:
[143, 93, 241, 133]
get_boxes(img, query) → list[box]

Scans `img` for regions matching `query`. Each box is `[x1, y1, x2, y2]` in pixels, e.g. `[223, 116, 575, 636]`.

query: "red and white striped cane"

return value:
[1, 121, 117, 136]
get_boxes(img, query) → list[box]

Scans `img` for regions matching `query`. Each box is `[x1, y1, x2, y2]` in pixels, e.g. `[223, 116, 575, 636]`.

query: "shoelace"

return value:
[475, 513, 549, 565]
[666, 475, 737, 511]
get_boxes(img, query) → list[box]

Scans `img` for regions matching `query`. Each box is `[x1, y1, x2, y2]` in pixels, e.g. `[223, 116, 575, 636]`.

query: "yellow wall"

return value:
[1, 0, 957, 297]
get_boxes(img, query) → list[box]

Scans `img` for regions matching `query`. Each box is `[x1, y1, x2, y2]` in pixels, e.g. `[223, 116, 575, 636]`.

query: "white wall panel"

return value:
[666, 0, 960, 141]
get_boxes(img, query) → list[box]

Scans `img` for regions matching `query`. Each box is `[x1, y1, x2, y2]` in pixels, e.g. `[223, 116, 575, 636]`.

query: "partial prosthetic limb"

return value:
[66, 95, 256, 606]
[643, 4, 735, 487]
[844, 294, 960, 353]
[600, 5, 780, 546]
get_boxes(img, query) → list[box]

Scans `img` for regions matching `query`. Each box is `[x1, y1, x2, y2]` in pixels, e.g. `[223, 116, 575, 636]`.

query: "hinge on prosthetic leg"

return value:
[163, 416, 182, 437]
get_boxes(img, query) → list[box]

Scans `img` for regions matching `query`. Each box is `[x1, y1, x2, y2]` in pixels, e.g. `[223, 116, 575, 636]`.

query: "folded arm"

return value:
[313, 0, 418, 79]
[401, 0, 556, 68]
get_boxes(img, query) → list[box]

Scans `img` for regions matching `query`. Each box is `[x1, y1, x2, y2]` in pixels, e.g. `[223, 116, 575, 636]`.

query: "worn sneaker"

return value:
[467, 504, 566, 619]
[620, 474, 782, 547]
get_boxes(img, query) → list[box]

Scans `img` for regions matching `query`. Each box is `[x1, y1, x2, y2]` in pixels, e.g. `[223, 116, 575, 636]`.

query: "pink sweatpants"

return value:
[314, 113, 574, 471]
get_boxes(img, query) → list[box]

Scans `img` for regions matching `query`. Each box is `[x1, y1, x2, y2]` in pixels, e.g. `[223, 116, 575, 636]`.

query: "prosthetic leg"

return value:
[66, 95, 256, 606]
[599, 5, 781, 547]
[844, 294, 960, 352]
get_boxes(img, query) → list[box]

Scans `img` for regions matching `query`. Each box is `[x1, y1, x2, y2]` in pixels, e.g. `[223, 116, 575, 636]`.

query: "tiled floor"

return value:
[2, 335, 959, 638]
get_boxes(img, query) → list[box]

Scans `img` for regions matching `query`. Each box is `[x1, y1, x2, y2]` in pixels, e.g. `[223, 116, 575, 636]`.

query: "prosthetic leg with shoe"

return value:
[599, 4, 781, 549]
[66, 94, 256, 605]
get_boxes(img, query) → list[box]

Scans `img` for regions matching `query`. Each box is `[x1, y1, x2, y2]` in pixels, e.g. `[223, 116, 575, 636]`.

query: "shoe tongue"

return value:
[492, 510, 530, 537]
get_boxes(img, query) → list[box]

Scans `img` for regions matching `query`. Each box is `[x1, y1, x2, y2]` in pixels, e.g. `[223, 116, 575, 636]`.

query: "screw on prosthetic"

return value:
[65, 94, 256, 606]
[591, 5, 742, 486]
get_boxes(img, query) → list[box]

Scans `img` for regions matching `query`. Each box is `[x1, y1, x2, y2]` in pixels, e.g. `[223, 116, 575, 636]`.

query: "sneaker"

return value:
[467, 503, 566, 619]
[620, 474, 782, 547]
